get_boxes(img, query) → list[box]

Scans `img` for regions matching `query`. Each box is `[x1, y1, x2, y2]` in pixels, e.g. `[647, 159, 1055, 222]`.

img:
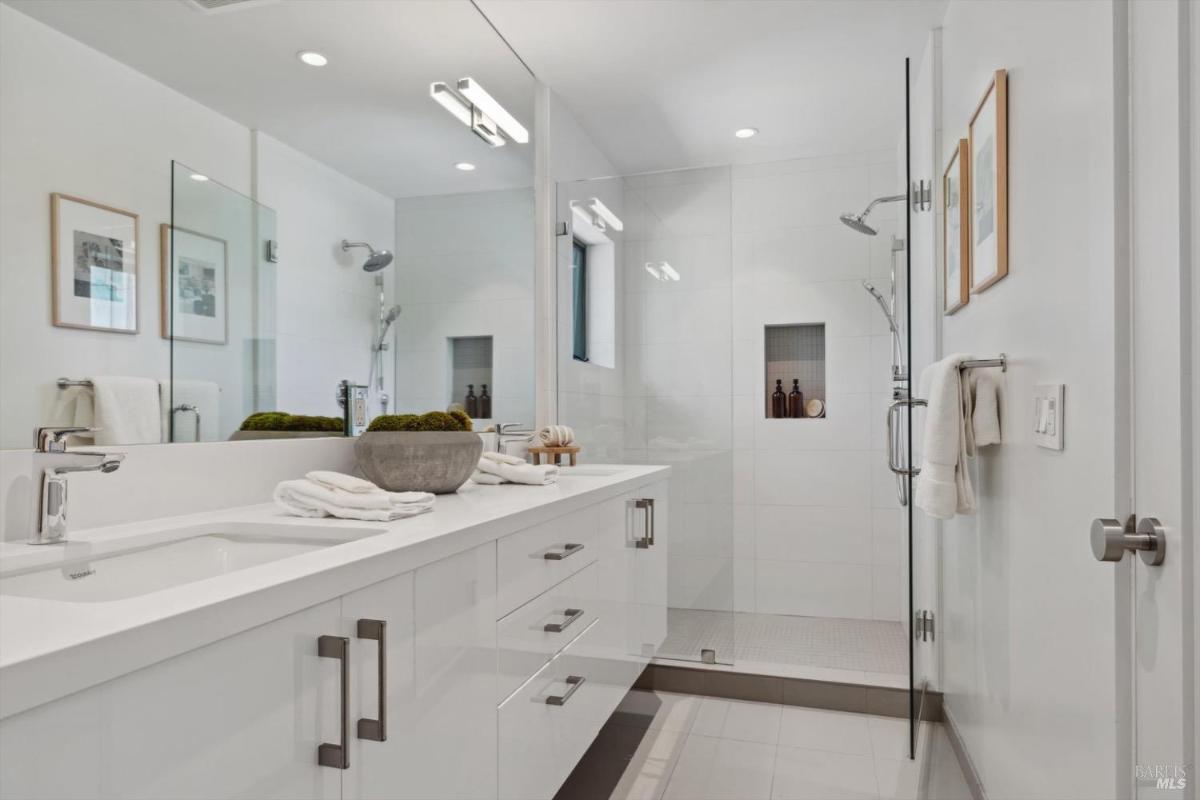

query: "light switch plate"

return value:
[1033, 384, 1064, 450]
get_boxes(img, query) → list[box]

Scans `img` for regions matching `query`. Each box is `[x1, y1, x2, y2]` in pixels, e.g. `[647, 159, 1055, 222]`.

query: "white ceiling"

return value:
[477, 0, 948, 175]
[5, 0, 536, 199]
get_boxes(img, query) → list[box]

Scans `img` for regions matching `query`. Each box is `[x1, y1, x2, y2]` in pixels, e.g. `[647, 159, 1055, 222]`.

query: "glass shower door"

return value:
[555, 169, 736, 666]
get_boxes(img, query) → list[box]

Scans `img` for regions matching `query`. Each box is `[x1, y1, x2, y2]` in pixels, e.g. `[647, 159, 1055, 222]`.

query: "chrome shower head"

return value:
[839, 212, 878, 236]
[341, 239, 394, 272]
[839, 193, 907, 236]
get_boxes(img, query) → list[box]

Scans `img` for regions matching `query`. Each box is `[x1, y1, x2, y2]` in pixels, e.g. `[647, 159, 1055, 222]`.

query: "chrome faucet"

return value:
[495, 422, 534, 457]
[32, 427, 124, 545]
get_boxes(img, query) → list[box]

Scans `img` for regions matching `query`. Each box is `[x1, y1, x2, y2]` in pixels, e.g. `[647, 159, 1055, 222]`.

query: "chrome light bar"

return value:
[429, 78, 528, 147]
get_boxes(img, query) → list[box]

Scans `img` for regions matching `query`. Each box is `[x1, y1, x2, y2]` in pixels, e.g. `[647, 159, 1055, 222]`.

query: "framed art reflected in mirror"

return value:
[943, 138, 970, 315]
[160, 224, 228, 345]
[51, 192, 139, 334]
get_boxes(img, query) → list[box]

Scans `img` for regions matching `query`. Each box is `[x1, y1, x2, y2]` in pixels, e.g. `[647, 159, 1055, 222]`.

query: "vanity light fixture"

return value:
[645, 261, 680, 282]
[297, 51, 328, 67]
[454, 162, 476, 171]
[734, 127, 758, 139]
[430, 78, 528, 147]
[189, 173, 209, 182]
[570, 197, 624, 233]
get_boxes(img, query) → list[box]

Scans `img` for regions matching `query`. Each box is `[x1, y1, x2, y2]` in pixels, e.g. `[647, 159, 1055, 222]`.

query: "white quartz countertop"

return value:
[0, 465, 669, 719]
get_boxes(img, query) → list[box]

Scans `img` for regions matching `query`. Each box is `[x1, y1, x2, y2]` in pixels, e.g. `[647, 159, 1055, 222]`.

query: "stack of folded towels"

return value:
[472, 452, 559, 486]
[275, 471, 435, 521]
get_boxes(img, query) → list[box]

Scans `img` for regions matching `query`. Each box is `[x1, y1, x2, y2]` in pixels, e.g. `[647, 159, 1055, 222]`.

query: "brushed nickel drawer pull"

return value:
[356, 619, 387, 742]
[544, 608, 584, 633]
[545, 675, 586, 706]
[544, 543, 584, 560]
[317, 635, 350, 769]
[635, 498, 655, 548]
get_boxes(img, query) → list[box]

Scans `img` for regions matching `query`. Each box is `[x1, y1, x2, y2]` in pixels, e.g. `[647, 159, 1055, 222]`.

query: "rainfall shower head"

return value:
[342, 239, 394, 272]
[838, 194, 907, 236]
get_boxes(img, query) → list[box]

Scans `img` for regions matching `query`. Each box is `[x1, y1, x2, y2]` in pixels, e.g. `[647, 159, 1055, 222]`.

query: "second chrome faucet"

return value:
[32, 426, 124, 545]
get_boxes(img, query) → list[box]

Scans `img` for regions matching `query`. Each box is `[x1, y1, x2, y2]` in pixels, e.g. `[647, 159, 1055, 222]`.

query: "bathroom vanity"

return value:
[0, 466, 669, 800]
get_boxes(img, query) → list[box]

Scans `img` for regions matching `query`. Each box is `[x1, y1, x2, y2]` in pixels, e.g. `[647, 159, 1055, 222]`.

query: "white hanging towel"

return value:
[914, 355, 975, 520]
[971, 374, 1002, 448]
[90, 377, 162, 445]
[49, 384, 96, 443]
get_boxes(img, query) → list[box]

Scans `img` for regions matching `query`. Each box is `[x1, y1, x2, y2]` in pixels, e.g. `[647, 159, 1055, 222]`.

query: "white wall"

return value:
[254, 133, 396, 419]
[0, 4, 251, 448]
[392, 188, 534, 426]
[935, 2, 1121, 798]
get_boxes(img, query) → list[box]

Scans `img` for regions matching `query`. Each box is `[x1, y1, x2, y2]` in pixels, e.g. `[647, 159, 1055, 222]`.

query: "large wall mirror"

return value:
[0, 0, 535, 448]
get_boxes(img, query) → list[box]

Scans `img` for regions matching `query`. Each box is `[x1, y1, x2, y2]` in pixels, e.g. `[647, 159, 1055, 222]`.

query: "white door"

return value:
[1120, 2, 1196, 796]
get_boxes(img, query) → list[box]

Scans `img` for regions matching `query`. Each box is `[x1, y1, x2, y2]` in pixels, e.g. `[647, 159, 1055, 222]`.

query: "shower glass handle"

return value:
[887, 398, 926, 486]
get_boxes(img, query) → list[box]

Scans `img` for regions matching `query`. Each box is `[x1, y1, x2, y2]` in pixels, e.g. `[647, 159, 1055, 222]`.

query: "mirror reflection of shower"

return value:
[343, 239, 399, 414]
[839, 194, 907, 382]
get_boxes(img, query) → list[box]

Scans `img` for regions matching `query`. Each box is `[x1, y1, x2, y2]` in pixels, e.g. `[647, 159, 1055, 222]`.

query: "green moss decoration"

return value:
[366, 410, 473, 433]
[448, 409, 473, 432]
[239, 412, 343, 432]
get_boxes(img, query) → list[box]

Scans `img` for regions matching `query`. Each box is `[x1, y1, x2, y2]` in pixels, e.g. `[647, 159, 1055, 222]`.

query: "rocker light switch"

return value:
[1033, 384, 1064, 450]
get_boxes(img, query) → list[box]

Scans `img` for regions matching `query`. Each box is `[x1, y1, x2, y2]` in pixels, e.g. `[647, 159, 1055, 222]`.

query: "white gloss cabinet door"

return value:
[340, 572, 416, 800]
[100, 599, 343, 800]
[406, 543, 497, 800]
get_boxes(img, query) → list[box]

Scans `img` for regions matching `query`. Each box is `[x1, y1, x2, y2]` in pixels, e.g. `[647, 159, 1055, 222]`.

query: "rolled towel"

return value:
[538, 425, 576, 447]
[274, 478, 434, 521]
[475, 457, 559, 486]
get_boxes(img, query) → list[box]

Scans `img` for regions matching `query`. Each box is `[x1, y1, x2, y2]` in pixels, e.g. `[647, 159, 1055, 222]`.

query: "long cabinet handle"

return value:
[545, 675, 586, 706]
[356, 619, 387, 742]
[544, 608, 584, 633]
[544, 543, 584, 561]
[317, 635, 350, 769]
[635, 498, 655, 548]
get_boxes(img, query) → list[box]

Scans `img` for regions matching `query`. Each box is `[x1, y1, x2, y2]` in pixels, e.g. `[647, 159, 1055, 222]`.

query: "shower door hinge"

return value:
[555, 222, 569, 237]
[914, 609, 935, 642]
[911, 180, 932, 212]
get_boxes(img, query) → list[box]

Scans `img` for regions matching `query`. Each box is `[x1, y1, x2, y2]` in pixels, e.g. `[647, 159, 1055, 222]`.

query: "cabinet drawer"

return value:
[497, 617, 634, 800]
[496, 507, 597, 618]
[497, 562, 599, 702]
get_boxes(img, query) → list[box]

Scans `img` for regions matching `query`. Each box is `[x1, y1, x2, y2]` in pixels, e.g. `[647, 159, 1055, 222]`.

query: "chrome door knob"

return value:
[1090, 517, 1166, 566]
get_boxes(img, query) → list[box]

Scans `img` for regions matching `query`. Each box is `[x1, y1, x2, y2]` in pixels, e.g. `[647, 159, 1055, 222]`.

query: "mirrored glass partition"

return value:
[0, 0, 535, 449]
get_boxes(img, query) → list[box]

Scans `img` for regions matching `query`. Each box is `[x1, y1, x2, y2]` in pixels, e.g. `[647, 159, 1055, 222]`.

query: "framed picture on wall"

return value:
[160, 223, 228, 344]
[51, 193, 139, 333]
[968, 68, 1008, 293]
[943, 138, 970, 315]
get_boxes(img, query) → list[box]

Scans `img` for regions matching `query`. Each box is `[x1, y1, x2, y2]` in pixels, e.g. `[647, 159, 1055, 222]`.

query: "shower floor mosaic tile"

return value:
[659, 609, 909, 681]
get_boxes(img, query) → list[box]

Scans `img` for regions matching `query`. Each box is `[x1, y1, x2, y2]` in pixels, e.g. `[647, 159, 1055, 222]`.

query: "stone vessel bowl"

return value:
[354, 431, 482, 494]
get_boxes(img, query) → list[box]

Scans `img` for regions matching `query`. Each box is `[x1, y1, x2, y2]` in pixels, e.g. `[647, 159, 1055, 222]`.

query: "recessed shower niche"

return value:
[449, 335, 493, 419]
[764, 323, 826, 418]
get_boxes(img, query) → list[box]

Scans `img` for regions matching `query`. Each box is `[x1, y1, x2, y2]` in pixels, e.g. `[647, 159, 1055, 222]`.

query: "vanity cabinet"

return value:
[0, 475, 668, 800]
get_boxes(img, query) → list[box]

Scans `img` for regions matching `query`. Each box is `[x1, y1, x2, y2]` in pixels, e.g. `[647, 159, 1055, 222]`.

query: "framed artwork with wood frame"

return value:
[160, 223, 229, 345]
[968, 68, 1008, 293]
[50, 193, 139, 333]
[943, 138, 970, 314]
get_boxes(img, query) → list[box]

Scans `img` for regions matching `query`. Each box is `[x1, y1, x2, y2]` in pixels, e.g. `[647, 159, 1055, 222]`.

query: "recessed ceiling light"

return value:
[735, 127, 759, 139]
[189, 173, 209, 182]
[297, 51, 328, 67]
[454, 162, 476, 172]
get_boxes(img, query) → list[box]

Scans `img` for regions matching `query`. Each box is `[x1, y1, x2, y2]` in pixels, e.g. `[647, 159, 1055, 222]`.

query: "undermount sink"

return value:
[0, 522, 385, 603]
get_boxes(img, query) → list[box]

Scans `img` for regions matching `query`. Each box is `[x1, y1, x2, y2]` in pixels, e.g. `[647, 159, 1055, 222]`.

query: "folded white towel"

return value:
[915, 355, 975, 520]
[274, 478, 434, 521]
[469, 470, 504, 485]
[475, 457, 559, 486]
[972, 374, 1001, 447]
[91, 376, 162, 445]
[306, 471, 379, 493]
[481, 451, 527, 466]
[538, 425, 576, 446]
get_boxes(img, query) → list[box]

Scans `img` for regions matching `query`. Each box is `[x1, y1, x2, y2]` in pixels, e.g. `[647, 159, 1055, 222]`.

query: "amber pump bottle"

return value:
[479, 384, 491, 418]
[771, 379, 788, 418]
[465, 384, 479, 417]
[788, 379, 805, 418]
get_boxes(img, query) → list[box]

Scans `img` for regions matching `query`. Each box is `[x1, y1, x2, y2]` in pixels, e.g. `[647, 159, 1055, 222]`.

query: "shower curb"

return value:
[633, 662, 943, 721]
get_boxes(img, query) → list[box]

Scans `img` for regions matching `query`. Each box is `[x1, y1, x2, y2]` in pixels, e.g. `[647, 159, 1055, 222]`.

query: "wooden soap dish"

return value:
[528, 445, 580, 466]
